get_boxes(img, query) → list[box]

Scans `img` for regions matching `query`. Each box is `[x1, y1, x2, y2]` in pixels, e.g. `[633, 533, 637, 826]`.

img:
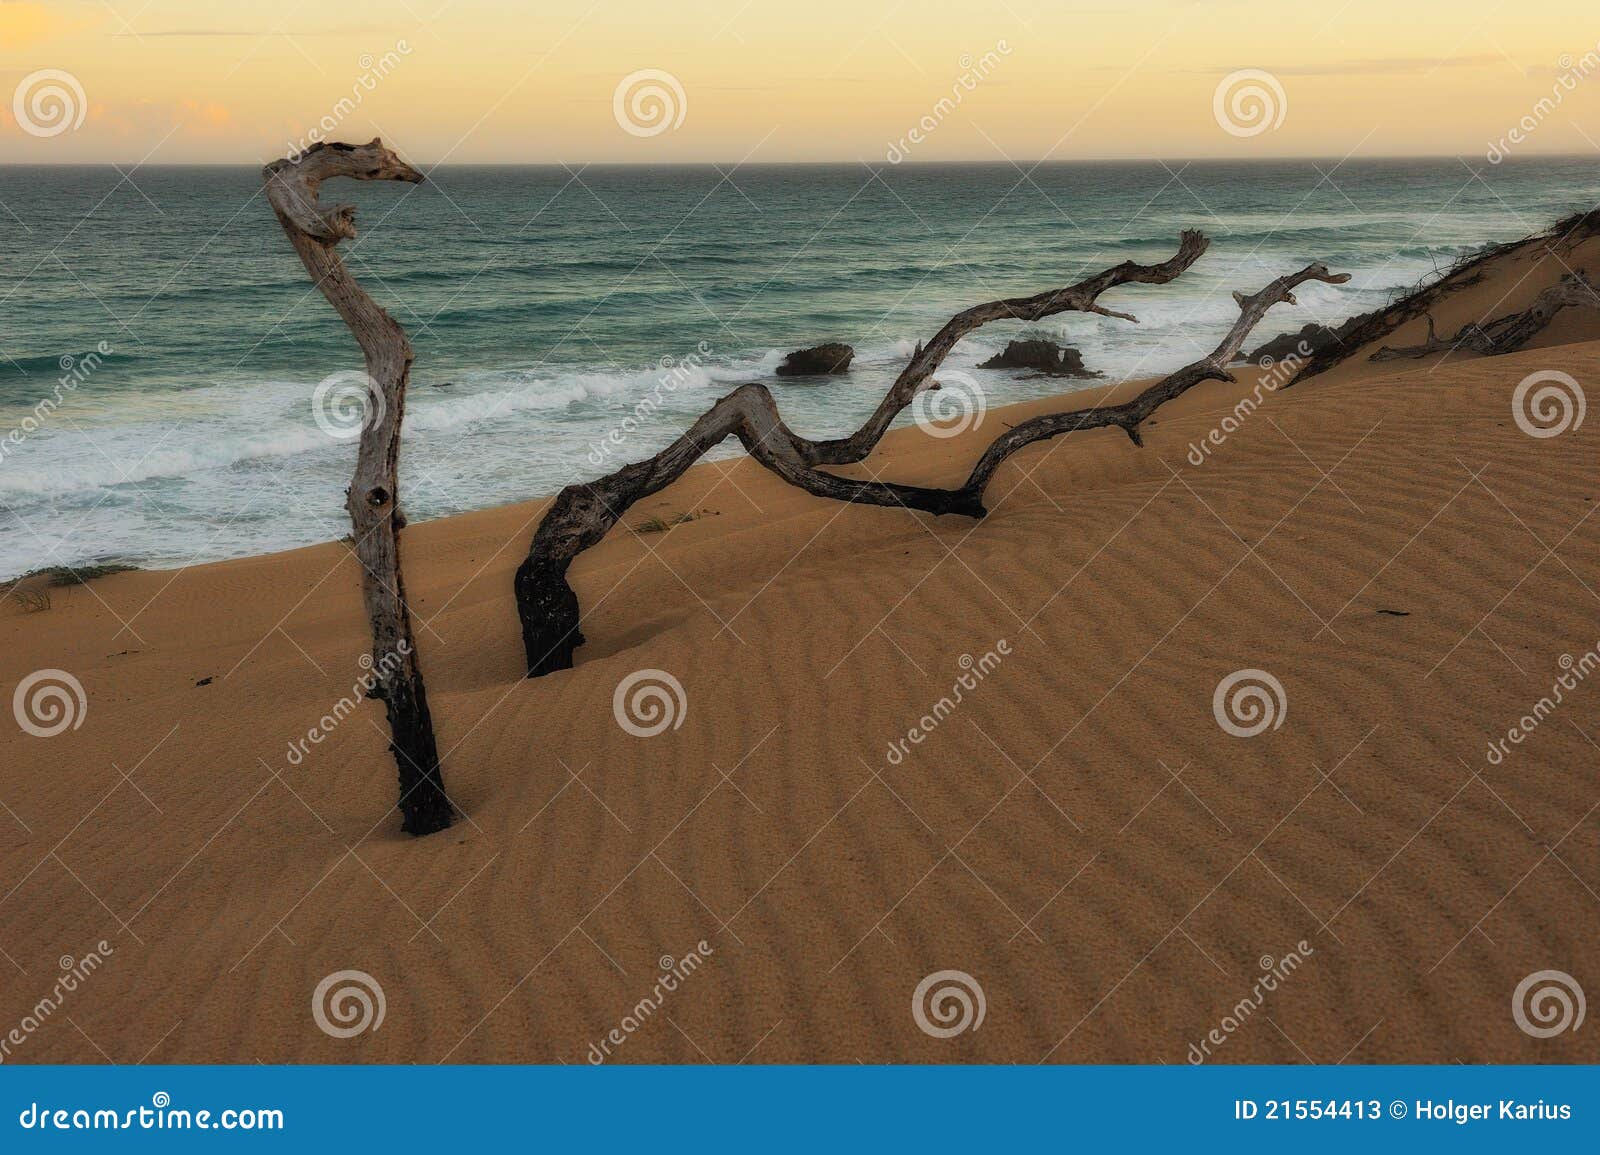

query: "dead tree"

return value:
[1371, 272, 1600, 361]
[515, 232, 1348, 676]
[265, 140, 453, 836]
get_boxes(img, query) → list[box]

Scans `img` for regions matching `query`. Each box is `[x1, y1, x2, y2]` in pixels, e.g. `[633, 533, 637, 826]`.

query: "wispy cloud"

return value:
[1193, 54, 1503, 78]
[108, 27, 388, 39]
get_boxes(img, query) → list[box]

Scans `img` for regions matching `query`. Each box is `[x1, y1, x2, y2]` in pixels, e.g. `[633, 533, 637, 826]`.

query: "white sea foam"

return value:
[0, 350, 788, 506]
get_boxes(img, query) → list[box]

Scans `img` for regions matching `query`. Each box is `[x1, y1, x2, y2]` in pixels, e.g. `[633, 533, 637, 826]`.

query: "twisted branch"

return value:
[515, 234, 1348, 677]
[265, 140, 453, 836]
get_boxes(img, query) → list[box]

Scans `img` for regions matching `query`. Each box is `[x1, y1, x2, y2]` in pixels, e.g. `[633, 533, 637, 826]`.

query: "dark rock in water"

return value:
[978, 337, 1096, 377]
[776, 343, 853, 377]
[1243, 322, 1355, 366]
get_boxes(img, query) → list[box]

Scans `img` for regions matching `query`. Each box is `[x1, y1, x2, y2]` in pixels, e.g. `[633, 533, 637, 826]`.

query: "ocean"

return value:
[0, 157, 1594, 580]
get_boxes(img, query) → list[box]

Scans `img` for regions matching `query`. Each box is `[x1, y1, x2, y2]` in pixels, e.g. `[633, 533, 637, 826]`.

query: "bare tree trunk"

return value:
[516, 233, 1348, 676]
[264, 140, 453, 836]
[1371, 272, 1600, 361]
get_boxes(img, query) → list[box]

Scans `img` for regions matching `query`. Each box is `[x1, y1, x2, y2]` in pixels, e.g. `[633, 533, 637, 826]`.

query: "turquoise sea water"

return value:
[0, 157, 1594, 579]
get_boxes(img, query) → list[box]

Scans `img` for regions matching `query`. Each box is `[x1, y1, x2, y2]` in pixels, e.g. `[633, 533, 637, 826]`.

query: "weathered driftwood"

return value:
[1286, 209, 1600, 384]
[1370, 272, 1600, 361]
[515, 232, 1348, 677]
[264, 140, 453, 836]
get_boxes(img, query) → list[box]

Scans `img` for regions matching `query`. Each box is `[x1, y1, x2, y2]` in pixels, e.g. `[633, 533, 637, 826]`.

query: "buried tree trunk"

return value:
[264, 140, 453, 836]
[515, 231, 1348, 676]
[1370, 272, 1600, 361]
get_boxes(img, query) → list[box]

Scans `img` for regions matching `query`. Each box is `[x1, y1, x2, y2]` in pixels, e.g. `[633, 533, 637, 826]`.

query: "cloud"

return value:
[87, 97, 237, 142]
[1194, 54, 1504, 78]
[0, 0, 82, 47]
[108, 27, 388, 38]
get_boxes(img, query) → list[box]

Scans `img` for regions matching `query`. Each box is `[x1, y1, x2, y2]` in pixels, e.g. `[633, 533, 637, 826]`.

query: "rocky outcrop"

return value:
[1244, 322, 1354, 366]
[978, 337, 1097, 377]
[776, 343, 854, 376]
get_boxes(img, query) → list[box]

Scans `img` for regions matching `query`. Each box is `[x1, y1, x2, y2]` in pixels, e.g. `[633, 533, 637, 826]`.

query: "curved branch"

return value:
[516, 236, 1346, 677]
[512, 381, 987, 676]
[959, 262, 1352, 493]
[803, 229, 1209, 464]
[265, 140, 454, 837]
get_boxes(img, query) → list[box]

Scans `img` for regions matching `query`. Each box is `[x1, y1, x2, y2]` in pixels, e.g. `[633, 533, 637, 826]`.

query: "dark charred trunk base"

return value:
[383, 673, 454, 835]
[516, 557, 584, 677]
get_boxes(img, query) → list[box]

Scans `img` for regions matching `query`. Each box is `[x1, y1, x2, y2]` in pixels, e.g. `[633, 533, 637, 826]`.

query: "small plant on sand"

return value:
[633, 511, 704, 534]
[10, 586, 51, 614]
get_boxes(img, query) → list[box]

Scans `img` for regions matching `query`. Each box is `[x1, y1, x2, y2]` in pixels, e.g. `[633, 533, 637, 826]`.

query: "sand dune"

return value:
[3, 243, 1599, 1065]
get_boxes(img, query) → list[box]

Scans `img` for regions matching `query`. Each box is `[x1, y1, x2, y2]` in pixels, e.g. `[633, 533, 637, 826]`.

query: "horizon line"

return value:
[0, 152, 1594, 169]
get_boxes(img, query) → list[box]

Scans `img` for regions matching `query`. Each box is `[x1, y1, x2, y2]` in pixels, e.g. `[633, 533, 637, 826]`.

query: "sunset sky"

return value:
[0, 0, 1596, 164]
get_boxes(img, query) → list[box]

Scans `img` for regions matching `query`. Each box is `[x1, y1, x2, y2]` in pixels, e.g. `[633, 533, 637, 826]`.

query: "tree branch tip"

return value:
[264, 139, 426, 241]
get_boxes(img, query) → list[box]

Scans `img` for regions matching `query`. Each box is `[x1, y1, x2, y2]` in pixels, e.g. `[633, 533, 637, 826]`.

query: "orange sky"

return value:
[1, 0, 1597, 164]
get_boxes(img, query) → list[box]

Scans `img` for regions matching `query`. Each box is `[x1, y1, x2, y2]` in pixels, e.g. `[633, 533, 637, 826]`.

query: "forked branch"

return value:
[515, 235, 1348, 677]
[802, 229, 1210, 464]
[265, 140, 454, 836]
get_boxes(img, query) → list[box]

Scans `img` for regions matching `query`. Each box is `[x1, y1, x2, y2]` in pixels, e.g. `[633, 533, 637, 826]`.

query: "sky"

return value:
[0, 0, 1597, 164]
